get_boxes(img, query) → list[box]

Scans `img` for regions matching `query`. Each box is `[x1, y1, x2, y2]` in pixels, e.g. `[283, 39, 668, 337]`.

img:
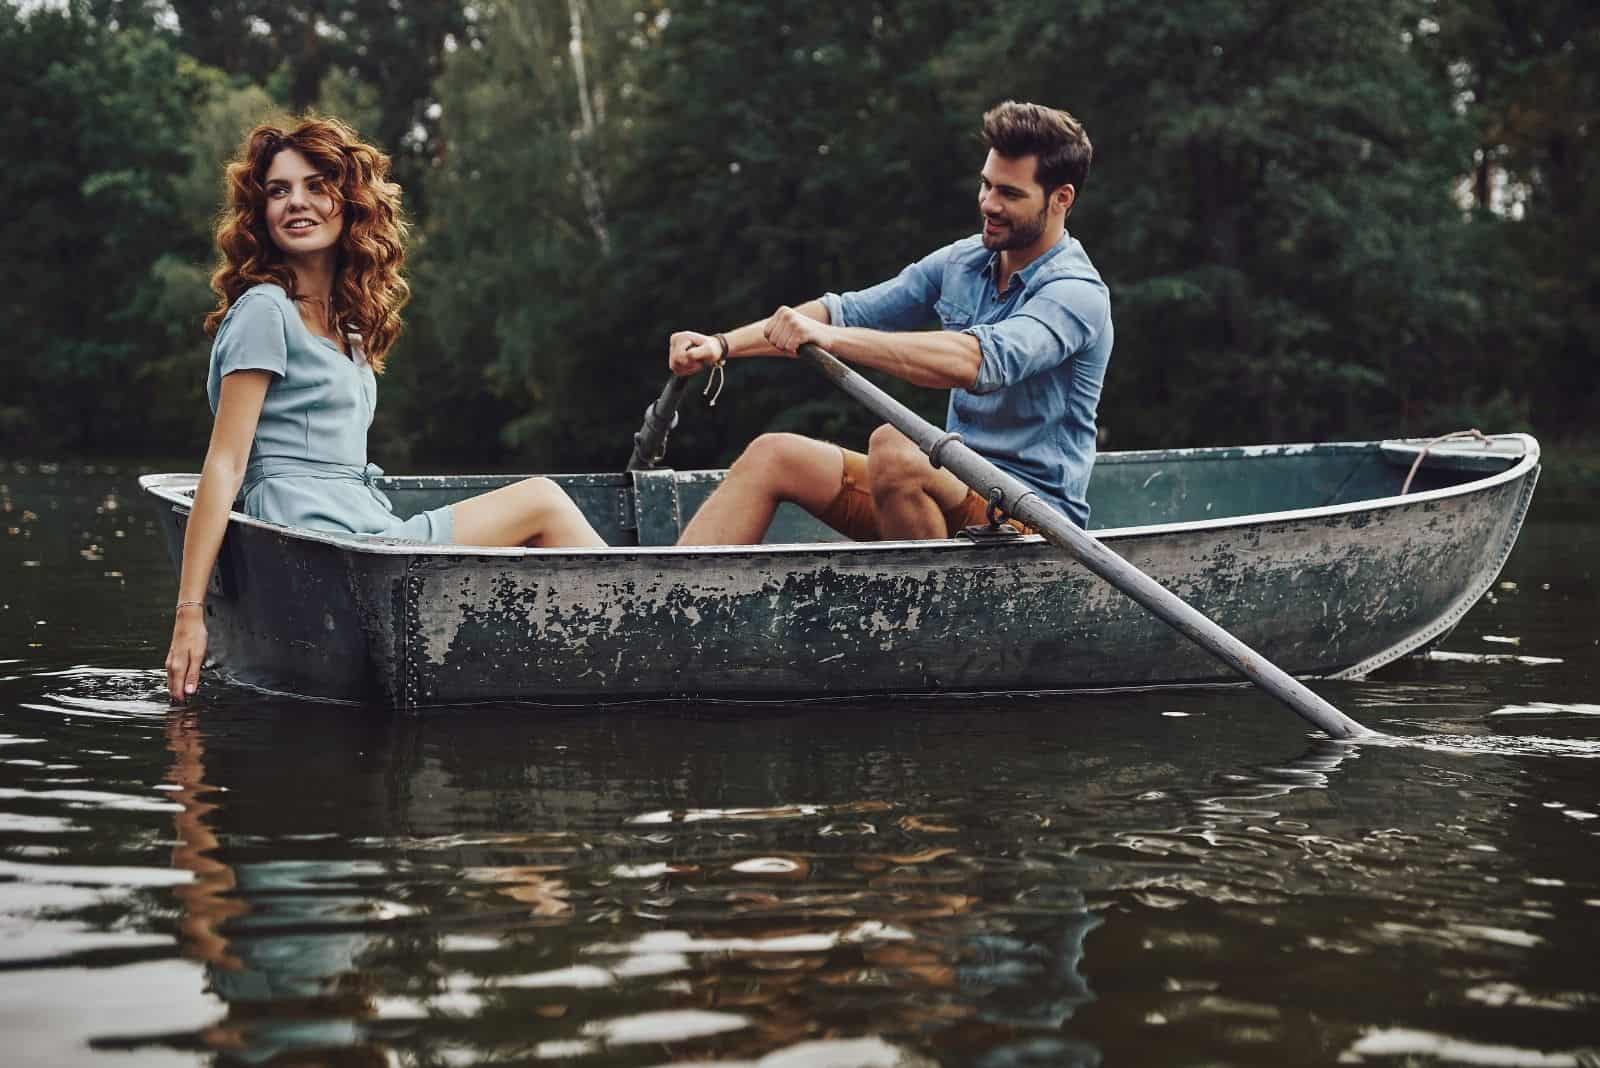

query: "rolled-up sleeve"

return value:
[966, 279, 1108, 394]
[822, 244, 953, 331]
[214, 294, 289, 380]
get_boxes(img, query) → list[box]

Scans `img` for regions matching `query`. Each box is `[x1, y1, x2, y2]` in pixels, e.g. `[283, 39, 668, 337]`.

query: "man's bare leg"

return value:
[865, 424, 972, 540]
[678, 433, 846, 546]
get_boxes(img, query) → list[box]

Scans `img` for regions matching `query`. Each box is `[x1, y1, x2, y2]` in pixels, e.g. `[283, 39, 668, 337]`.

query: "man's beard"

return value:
[980, 202, 1049, 251]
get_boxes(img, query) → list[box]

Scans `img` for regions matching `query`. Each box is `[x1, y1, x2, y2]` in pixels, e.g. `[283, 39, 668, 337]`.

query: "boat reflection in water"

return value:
[154, 697, 1377, 1066]
[155, 702, 1130, 1066]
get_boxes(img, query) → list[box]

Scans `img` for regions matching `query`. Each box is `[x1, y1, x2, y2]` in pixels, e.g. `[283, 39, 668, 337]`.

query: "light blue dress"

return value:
[207, 283, 454, 542]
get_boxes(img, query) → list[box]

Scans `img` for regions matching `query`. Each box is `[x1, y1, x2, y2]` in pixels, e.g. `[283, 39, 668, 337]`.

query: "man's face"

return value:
[977, 150, 1051, 252]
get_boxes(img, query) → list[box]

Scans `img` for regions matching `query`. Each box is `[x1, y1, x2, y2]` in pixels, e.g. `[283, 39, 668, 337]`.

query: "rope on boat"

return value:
[1400, 428, 1490, 495]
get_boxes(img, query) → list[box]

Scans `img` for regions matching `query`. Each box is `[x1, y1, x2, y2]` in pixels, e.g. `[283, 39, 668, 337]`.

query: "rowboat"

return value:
[140, 434, 1539, 709]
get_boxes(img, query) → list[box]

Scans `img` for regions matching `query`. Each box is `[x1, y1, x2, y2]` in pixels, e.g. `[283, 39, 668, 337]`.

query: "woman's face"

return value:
[263, 148, 343, 260]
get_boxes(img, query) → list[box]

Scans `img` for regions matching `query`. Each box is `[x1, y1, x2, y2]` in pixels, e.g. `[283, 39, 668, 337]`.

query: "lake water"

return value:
[1, 460, 1596, 1067]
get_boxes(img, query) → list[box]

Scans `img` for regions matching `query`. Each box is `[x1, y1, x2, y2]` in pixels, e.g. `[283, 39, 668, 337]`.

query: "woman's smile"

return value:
[264, 148, 342, 257]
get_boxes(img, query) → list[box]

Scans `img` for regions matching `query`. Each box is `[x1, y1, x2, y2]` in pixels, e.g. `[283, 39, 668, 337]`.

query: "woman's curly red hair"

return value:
[204, 116, 410, 371]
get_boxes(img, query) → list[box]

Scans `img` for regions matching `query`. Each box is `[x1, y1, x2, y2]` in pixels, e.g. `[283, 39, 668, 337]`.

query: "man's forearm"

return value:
[825, 327, 982, 390]
[724, 300, 831, 357]
[723, 300, 983, 390]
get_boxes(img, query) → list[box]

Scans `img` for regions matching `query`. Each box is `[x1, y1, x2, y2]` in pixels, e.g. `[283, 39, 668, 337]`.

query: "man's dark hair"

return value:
[982, 100, 1092, 199]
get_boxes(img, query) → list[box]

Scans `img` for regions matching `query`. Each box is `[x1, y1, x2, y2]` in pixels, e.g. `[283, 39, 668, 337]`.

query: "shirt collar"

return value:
[979, 231, 1073, 292]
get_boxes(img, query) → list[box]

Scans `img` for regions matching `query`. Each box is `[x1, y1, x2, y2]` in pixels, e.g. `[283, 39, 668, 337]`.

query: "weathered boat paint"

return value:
[140, 435, 1540, 708]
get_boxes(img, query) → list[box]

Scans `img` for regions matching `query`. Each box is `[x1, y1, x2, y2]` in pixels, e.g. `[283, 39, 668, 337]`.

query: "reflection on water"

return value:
[0, 462, 1598, 1066]
[141, 700, 1114, 1066]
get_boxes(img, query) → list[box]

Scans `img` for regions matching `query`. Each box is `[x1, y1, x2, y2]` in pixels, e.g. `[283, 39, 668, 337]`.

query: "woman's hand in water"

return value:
[166, 605, 208, 701]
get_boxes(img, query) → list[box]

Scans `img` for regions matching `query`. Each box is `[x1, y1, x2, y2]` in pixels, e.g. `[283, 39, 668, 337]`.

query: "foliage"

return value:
[393, 0, 647, 467]
[941, 0, 1501, 444]
[1424, 0, 1600, 437]
[414, 0, 985, 469]
[3, 0, 1595, 470]
[586, 0, 980, 466]
[0, 4, 219, 451]
[163, 0, 471, 207]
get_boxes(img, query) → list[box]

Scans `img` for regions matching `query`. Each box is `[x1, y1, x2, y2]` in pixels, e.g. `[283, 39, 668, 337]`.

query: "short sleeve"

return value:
[213, 293, 289, 380]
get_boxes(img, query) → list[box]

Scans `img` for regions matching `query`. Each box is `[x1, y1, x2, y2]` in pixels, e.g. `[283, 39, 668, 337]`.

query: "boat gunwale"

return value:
[137, 434, 1541, 558]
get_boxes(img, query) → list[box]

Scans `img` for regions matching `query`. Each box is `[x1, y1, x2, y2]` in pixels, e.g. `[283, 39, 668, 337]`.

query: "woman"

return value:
[166, 117, 605, 702]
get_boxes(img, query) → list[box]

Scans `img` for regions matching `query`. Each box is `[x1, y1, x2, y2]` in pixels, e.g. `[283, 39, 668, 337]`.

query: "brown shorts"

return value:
[814, 448, 1036, 541]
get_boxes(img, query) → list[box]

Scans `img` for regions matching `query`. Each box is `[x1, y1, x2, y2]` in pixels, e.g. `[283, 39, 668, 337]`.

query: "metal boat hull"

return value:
[141, 436, 1540, 708]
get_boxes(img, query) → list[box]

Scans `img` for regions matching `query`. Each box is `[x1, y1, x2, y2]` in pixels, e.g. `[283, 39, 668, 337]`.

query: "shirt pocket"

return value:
[934, 296, 975, 330]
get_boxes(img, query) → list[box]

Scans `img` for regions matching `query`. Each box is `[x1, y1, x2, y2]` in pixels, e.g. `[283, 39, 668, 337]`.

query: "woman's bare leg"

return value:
[449, 477, 607, 548]
[677, 433, 845, 546]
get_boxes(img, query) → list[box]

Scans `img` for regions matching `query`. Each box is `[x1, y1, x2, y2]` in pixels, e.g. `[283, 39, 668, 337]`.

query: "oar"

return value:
[627, 374, 695, 471]
[795, 341, 1373, 740]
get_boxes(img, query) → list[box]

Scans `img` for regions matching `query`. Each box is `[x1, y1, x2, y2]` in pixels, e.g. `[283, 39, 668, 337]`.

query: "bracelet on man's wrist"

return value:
[175, 600, 204, 614]
[713, 333, 730, 364]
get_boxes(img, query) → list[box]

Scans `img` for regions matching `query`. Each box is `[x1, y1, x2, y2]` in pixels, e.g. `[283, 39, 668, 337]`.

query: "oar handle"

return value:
[627, 373, 696, 471]
[795, 342, 1373, 740]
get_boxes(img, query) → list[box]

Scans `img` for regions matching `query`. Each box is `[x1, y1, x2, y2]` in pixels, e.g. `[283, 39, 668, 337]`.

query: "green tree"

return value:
[1428, 0, 1599, 437]
[595, 0, 982, 466]
[0, 4, 220, 451]
[417, 0, 986, 471]
[945, 0, 1493, 445]
[164, 0, 470, 209]
[403, 0, 644, 467]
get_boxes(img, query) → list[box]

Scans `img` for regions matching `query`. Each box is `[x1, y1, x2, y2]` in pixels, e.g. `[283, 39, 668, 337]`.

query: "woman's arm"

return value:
[166, 371, 273, 701]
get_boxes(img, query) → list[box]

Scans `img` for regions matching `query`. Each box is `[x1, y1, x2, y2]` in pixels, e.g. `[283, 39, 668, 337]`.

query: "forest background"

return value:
[4, 0, 1595, 481]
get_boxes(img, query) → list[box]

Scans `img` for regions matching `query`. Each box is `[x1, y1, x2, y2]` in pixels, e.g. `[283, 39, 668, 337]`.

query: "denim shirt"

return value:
[821, 233, 1112, 527]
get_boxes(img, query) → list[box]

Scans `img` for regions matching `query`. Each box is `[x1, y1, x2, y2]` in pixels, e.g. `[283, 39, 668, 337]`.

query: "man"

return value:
[668, 100, 1112, 545]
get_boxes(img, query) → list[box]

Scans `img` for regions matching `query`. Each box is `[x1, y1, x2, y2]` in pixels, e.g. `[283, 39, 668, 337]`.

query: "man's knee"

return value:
[731, 433, 812, 479]
[866, 423, 930, 489]
[726, 432, 840, 503]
